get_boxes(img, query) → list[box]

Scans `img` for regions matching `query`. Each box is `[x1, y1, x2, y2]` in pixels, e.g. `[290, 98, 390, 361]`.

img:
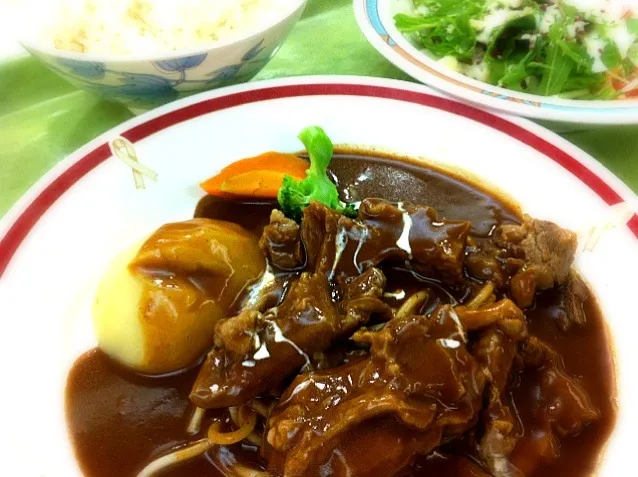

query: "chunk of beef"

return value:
[478, 392, 524, 477]
[259, 210, 303, 271]
[466, 215, 578, 308]
[265, 300, 525, 476]
[359, 199, 471, 281]
[267, 365, 444, 476]
[190, 269, 391, 408]
[503, 216, 577, 290]
[473, 326, 526, 397]
[301, 200, 471, 282]
[464, 237, 522, 289]
[552, 271, 589, 331]
[299, 200, 343, 274]
[213, 310, 261, 357]
[471, 311, 528, 477]
[519, 336, 600, 438]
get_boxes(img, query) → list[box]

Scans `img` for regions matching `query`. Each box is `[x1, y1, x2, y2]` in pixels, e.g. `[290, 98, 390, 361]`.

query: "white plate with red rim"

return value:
[0, 75, 636, 476]
[353, 0, 638, 124]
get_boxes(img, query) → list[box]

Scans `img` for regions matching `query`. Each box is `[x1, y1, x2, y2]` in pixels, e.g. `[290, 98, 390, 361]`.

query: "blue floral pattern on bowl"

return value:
[113, 73, 179, 102]
[242, 40, 265, 61]
[57, 58, 106, 79]
[36, 38, 278, 111]
[153, 53, 208, 73]
[24, 0, 306, 112]
[202, 40, 274, 89]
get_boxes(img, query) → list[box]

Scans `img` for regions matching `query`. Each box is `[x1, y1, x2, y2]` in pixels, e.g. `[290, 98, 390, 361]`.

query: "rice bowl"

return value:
[18, 0, 307, 112]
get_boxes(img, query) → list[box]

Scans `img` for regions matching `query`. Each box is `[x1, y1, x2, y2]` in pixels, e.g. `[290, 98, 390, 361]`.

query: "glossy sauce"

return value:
[66, 154, 615, 477]
[510, 291, 616, 476]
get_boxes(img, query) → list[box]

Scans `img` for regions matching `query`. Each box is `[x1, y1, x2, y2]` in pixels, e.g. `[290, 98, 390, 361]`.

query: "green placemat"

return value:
[1, 0, 636, 218]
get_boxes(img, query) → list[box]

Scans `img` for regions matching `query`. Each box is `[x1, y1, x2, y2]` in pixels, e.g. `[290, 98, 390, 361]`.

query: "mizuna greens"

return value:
[395, 0, 638, 99]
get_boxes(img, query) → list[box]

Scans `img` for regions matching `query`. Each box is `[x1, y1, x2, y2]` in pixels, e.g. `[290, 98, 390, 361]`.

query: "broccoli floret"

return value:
[277, 126, 358, 222]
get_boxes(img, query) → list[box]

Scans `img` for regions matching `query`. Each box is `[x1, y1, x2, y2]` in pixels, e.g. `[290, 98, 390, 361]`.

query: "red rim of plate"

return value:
[1, 83, 636, 279]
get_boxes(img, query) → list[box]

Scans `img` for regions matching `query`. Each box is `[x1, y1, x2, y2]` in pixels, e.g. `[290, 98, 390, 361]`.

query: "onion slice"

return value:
[208, 406, 257, 446]
[136, 439, 211, 477]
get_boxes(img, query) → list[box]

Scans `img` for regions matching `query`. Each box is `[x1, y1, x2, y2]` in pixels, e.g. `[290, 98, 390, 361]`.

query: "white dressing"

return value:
[396, 202, 413, 257]
[585, 35, 608, 73]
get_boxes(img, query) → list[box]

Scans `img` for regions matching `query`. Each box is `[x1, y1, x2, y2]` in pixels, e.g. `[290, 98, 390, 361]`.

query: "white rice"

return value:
[37, 0, 297, 55]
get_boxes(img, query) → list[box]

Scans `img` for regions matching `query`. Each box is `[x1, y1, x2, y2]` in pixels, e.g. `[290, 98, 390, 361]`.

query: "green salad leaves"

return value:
[395, 0, 481, 60]
[278, 126, 357, 222]
[395, 0, 637, 99]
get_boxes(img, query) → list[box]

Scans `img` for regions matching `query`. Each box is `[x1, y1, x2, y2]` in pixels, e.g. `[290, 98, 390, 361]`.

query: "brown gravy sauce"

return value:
[66, 154, 616, 477]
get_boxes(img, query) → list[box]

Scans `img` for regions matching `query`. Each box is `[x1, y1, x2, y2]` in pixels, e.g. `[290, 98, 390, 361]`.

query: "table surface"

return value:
[1, 0, 637, 218]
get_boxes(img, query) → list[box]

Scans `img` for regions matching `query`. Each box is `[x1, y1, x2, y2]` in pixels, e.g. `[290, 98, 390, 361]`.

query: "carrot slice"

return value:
[607, 69, 626, 91]
[201, 151, 308, 198]
[218, 170, 296, 198]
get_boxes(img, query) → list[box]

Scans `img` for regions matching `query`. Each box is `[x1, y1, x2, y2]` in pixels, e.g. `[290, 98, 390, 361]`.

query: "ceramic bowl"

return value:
[20, 0, 307, 113]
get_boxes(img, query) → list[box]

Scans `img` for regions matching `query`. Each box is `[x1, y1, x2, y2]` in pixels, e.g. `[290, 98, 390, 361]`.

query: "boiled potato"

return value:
[93, 219, 265, 374]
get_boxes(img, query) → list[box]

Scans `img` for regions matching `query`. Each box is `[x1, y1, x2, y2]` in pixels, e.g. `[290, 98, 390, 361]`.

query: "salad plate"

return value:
[0, 76, 636, 476]
[354, 0, 638, 124]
